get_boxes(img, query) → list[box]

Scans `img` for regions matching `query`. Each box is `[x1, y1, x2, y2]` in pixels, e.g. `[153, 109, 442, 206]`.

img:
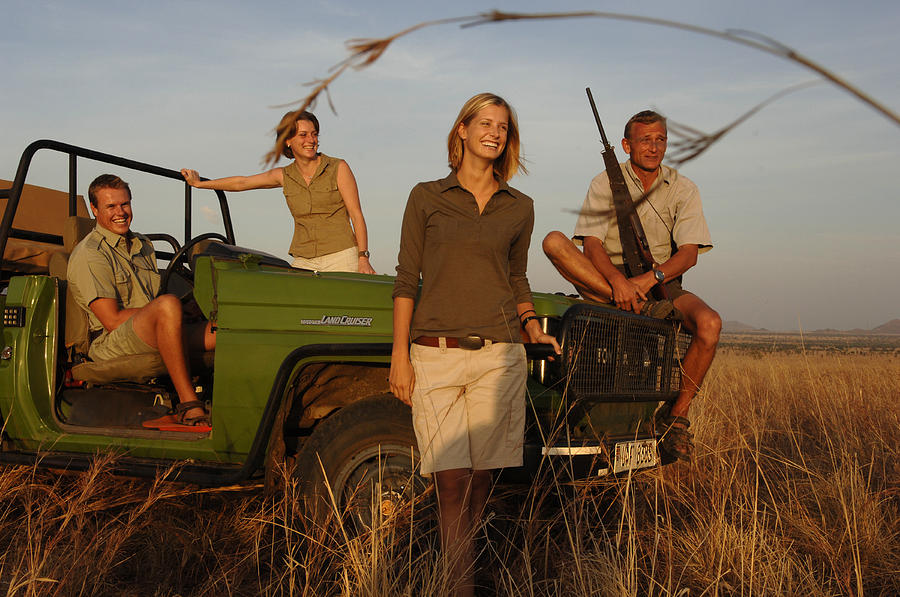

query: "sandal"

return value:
[655, 403, 693, 461]
[175, 400, 212, 426]
[142, 400, 211, 433]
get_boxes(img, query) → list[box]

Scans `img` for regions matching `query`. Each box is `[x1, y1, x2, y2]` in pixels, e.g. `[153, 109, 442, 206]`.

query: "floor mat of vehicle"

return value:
[60, 387, 172, 428]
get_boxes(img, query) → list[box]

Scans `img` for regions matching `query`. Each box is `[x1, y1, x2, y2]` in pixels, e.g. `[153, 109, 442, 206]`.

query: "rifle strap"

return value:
[607, 158, 648, 278]
[628, 193, 655, 264]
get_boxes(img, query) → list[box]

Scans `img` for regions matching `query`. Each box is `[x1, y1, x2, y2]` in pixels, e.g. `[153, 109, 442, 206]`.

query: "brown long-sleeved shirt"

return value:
[392, 172, 534, 342]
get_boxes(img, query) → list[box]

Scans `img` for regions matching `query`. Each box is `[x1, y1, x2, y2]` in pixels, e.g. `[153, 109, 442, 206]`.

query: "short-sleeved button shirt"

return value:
[67, 225, 160, 333]
[573, 161, 712, 265]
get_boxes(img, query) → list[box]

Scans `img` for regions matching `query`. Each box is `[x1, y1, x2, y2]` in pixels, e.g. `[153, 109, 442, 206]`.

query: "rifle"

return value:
[585, 87, 668, 301]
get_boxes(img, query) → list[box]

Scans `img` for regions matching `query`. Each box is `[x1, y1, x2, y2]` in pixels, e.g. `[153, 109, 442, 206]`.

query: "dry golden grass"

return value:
[1, 349, 898, 596]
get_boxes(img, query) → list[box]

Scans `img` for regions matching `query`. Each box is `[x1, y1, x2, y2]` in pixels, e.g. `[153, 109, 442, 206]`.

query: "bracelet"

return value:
[518, 309, 536, 321]
[520, 315, 540, 331]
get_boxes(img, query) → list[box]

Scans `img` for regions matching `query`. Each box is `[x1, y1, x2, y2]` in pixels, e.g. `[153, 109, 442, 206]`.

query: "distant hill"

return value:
[722, 319, 900, 335]
[872, 319, 900, 334]
[810, 318, 900, 335]
[722, 320, 767, 333]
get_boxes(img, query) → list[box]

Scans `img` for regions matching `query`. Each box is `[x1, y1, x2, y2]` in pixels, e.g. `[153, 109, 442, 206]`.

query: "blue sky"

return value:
[2, 0, 898, 330]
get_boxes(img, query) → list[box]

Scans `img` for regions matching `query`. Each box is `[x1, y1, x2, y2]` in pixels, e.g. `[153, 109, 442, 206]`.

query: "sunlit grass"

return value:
[1, 350, 898, 596]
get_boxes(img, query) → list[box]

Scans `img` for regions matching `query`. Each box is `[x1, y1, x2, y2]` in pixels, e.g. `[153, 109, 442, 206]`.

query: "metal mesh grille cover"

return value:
[559, 303, 690, 402]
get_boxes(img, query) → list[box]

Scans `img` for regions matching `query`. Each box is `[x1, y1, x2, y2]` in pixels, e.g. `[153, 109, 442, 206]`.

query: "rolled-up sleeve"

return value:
[573, 171, 612, 244]
[68, 244, 117, 307]
[392, 185, 425, 300]
[672, 178, 713, 253]
[508, 203, 534, 304]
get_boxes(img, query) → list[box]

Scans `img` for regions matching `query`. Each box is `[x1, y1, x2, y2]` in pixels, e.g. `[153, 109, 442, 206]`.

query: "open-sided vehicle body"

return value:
[0, 141, 689, 511]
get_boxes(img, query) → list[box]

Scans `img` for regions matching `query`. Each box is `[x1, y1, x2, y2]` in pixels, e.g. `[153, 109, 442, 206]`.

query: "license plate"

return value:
[613, 439, 659, 473]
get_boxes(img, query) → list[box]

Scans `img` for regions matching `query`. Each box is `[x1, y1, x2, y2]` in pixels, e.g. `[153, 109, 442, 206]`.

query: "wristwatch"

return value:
[358, 250, 370, 258]
[653, 269, 666, 284]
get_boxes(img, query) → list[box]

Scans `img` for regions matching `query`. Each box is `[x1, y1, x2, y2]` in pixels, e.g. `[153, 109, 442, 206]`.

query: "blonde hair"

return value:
[264, 110, 320, 166]
[447, 93, 526, 181]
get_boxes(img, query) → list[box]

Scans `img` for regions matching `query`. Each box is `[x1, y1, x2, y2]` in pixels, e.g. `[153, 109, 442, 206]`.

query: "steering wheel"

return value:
[160, 232, 228, 295]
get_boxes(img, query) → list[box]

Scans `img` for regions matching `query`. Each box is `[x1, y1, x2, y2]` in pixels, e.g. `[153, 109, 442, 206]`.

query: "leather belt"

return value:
[413, 335, 496, 350]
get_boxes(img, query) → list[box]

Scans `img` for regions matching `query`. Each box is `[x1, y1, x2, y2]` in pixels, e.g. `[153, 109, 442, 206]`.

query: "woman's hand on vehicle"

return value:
[389, 357, 416, 405]
[358, 256, 376, 275]
[532, 332, 561, 355]
[180, 168, 201, 187]
[524, 319, 561, 356]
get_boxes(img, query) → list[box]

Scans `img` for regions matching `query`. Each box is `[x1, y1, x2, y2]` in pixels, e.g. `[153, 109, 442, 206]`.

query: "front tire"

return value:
[294, 394, 427, 528]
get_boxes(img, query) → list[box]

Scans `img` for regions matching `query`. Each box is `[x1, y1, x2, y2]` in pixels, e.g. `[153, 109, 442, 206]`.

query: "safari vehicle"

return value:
[0, 140, 689, 515]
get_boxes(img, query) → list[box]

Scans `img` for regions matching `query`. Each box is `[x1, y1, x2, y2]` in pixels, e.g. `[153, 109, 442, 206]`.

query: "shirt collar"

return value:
[94, 224, 141, 255]
[288, 153, 330, 182]
[623, 160, 672, 192]
[312, 153, 330, 178]
[439, 171, 514, 197]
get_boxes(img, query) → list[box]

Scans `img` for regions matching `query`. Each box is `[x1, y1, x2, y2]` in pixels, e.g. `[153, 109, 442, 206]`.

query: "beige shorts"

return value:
[290, 246, 358, 273]
[613, 264, 692, 301]
[88, 316, 157, 362]
[410, 342, 527, 475]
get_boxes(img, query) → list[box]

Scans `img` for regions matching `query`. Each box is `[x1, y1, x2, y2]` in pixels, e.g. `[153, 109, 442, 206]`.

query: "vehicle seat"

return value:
[1, 178, 90, 275]
[48, 216, 170, 384]
[48, 216, 95, 355]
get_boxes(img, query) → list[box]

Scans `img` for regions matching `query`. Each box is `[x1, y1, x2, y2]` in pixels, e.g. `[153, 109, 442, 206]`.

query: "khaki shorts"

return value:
[613, 264, 692, 301]
[410, 342, 527, 475]
[657, 277, 691, 301]
[291, 246, 358, 273]
[88, 316, 157, 362]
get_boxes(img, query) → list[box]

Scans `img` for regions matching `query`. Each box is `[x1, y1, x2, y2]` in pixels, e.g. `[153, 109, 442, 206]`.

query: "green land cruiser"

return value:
[0, 140, 688, 515]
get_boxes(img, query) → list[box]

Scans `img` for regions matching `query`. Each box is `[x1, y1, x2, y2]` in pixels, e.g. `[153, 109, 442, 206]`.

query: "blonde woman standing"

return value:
[181, 111, 375, 273]
[390, 93, 559, 597]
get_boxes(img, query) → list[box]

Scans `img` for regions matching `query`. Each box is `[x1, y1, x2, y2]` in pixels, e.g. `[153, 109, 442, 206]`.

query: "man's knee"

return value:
[150, 294, 184, 324]
[694, 307, 722, 346]
[541, 230, 570, 259]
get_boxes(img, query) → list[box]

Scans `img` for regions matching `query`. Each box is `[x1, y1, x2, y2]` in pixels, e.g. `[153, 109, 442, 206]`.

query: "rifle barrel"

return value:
[585, 87, 611, 148]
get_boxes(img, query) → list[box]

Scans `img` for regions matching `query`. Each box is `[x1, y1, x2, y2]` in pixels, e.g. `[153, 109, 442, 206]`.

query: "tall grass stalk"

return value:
[1, 350, 897, 595]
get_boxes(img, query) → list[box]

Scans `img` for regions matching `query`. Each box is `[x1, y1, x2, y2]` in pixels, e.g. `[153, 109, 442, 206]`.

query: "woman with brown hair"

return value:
[181, 111, 375, 273]
[390, 92, 559, 596]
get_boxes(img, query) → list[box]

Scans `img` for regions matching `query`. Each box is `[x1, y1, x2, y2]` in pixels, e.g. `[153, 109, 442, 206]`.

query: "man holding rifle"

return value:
[542, 109, 721, 461]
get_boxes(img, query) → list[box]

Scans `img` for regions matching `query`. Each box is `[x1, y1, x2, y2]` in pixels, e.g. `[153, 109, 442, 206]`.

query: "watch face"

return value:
[654, 269, 665, 282]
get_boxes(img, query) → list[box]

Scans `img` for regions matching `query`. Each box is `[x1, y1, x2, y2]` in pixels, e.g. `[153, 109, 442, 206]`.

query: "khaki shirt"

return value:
[393, 172, 534, 343]
[573, 161, 712, 265]
[67, 225, 160, 333]
[282, 154, 357, 258]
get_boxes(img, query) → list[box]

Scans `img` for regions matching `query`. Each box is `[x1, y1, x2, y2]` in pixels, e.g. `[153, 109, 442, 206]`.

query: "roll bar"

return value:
[0, 139, 236, 265]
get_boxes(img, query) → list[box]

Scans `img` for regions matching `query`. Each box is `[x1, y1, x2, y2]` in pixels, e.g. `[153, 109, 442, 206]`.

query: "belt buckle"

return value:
[458, 335, 484, 350]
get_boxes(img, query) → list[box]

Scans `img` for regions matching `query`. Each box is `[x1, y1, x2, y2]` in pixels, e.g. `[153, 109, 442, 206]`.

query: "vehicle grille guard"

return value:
[557, 303, 691, 406]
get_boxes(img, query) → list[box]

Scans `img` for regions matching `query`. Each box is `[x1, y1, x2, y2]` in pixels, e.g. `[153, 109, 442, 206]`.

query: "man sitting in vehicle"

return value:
[67, 174, 215, 431]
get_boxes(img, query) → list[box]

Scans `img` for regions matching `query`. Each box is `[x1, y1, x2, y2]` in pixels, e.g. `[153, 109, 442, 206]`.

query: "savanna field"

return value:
[1, 337, 898, 596]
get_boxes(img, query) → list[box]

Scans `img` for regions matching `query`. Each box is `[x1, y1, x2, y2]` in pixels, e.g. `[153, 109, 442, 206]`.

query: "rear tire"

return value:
[294, 394, 427, 529]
